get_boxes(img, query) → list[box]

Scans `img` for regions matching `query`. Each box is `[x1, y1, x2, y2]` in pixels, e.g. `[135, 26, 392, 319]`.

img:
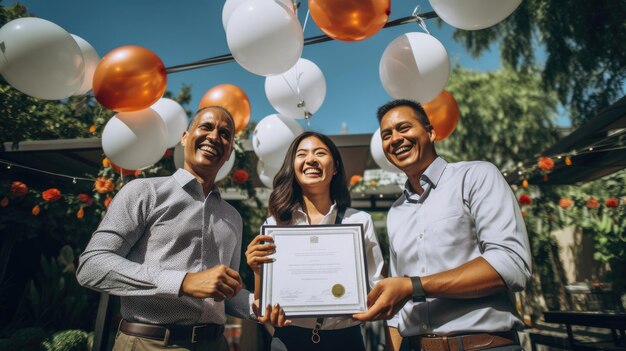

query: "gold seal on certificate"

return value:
[332, 284, 345, 298]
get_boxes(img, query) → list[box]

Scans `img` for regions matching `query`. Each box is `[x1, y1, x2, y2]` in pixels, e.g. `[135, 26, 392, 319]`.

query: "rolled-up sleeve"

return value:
[465, 162, 531, 291]
[76, 180, 187, 296]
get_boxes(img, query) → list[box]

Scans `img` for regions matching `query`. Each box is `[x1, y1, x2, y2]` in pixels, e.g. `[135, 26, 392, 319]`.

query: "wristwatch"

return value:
[410, 276, 426, 302]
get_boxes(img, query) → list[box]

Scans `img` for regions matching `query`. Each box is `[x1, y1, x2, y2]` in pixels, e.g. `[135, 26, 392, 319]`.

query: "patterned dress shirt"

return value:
[387, 157, 532, 336]
[77, 168, 251, 325]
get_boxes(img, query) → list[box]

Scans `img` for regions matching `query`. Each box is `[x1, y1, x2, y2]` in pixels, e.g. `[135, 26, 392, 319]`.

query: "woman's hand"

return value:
[245, 235, 276, 274]
[253, 299, 292, 327]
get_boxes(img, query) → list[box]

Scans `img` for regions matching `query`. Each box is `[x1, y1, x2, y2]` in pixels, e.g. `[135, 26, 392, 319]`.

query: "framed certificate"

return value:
[260, 224, 369, 317]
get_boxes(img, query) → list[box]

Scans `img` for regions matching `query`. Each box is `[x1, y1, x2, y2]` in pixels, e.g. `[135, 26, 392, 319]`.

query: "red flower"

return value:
[518, 194, 532, 206]
[103, 196, 113, 208]
[42, 188, 62, 202]
[521, 210, 526, 218]
[164, 149, 173, 158]
[605, 197, 619, 208]
[586, 197, 600, 209]
[10, 181, 29, 197]
[232, 169, 249, 185]
[134, 170, 142, 177]
[558, 198, 573, 209]
[538, 157, 555, 172]
[76, 193, 94, 206]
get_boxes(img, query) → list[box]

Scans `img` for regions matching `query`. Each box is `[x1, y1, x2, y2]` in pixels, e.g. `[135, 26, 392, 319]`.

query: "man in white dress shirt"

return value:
[354, 99, 531, 351]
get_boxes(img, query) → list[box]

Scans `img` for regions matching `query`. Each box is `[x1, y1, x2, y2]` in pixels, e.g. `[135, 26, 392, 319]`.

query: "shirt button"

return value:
[421, 323, 428, 330]
[419, 233, 424, 239]
[421, 268, 426, 273]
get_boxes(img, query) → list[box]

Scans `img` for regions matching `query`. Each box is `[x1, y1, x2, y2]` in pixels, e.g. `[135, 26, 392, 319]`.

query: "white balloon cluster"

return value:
[0, 17, 102, 100]
[101, 98, 189, 170]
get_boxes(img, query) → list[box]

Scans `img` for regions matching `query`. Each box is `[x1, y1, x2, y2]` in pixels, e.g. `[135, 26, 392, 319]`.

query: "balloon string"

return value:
[412, 5, 431, 35]
[302, 9, 310, 33]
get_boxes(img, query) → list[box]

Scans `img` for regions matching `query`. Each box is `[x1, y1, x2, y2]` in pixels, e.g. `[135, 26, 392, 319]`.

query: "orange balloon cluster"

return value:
[198, 84, 251, 133]
[309, 0, 391, 42]
[423, 90, 459, 141]
[93, 46, 167, 112]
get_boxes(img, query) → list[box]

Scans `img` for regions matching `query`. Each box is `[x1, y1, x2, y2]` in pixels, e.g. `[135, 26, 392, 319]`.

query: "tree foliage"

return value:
[452, 0, 626, 126]
[437, 67, 560, 169]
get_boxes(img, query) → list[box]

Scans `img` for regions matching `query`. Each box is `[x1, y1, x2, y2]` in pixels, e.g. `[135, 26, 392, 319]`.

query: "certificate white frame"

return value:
[260, 224, 369, 317]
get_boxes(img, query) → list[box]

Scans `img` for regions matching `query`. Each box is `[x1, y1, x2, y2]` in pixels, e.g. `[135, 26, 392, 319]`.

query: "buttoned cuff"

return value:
[157, 270, 188, 296]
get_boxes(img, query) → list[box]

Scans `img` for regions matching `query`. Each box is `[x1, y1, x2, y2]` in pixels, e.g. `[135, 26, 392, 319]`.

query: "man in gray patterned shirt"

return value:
[78, 106, 255, 350]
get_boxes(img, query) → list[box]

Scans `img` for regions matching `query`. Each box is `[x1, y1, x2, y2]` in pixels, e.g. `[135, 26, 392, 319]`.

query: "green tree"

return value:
[451, 0, 626, 126]
[437, 67, 560, 169]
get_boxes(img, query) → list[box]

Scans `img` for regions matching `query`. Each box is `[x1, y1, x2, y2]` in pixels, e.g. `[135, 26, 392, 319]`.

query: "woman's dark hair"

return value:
[269, 131, 351, 224]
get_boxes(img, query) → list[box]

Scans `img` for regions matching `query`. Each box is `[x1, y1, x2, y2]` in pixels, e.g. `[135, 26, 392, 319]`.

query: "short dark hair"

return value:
[376, 99, 430, 128]
[188, 105, 235, 133]
[269, 131, 351, 224]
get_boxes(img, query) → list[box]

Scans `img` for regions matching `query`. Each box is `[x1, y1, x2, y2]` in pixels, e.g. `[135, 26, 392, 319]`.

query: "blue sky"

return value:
[8, 0, 514, 134]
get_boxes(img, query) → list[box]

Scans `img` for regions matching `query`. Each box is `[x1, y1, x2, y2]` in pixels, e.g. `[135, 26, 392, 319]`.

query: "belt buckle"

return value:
[191, 325, 201, 343]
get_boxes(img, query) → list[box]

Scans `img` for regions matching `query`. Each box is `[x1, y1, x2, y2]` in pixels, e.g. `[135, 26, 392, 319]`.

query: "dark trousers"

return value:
[271, 325, 366, 351]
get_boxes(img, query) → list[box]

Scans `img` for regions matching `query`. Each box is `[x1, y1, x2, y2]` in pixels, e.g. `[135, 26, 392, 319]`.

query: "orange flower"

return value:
[32, 204, 40, 216]
[586, 197, 600, 209]
[522, 180, 529, 188]
[102, 157, 111, 168]
[521, 210, 526, 218]
[42, 188, 62, 202]
[232, 169, 249, 184]
[77, 207, 85, 219]
[350, 175, 363, 186]
[103, 196, 113, 208]
[605, 197, 619, 208]
[89, 125, 97, 133]
[0, 197, 8, 207]
[94, 177, 115, 193]
[537, 157, 554, 172]
[10, 181, 29, 197]
[518, 194, 532, 206]
[558, 198, 573, 209]
[134, 170, 142, 177]
[369, 180, 378, 187]
[565, 156, 572, 166]
[76, 193, 94, 206]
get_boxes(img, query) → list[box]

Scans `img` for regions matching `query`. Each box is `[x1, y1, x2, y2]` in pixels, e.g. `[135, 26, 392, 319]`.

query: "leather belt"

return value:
[409, 331, 517, 351]
[119, 319, 224, 345]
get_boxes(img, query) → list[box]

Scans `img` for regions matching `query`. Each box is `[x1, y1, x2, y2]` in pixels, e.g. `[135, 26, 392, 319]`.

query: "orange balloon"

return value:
[309, 0, 390, 42]
[423, 90, 460, 141]
[93, 46, 167, 112]
[198, 84, 251, 133]
[111, 162, 135, 176]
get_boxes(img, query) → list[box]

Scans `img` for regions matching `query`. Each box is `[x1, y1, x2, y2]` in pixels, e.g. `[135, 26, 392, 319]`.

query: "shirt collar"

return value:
[173, 168, 221, 199]
[295, 201, 338, 224]
[402, 157, 448, 201]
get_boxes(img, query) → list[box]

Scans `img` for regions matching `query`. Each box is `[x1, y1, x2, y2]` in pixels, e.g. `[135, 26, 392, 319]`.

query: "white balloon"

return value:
[173, 143, 236, 182]
[71, 34, 100, 96]
[226, 0, 303, 76]
[429, 0, 522, 30]
[223, 0, 294, 30]
[370, 128, 402, 173]
[379, 32, 449, 103]
[0, 17, 84, 99]
[253, 114, 303, 168]
[257, 159, 280, 189]
[102, 108, 168, 170]
[150, 98, 189, 148]
[265, 58, 326, 119]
